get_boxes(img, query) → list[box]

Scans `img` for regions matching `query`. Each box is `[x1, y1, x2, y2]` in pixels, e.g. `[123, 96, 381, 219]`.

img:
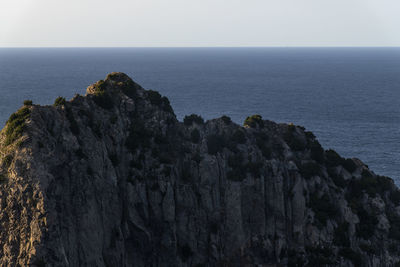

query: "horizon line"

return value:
[1, 46, 400, 49]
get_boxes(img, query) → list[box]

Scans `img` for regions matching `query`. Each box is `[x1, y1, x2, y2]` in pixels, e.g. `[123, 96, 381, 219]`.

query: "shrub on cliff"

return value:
[190, 129, 200, 143]
[23, 100, 33, 106]
[92, 80, 113, 110]
[231, 129, 246, 144]
[207, 134, 225, 155]
[183, 114, 204, 126]
[309, 193, 338, 226]
[4, 106, 31, 146]
[221, 115, 231, 124]
[146, 90, 173, 112]
[298, 161, 321, 179]
[2, 154, 13, 169]
[309, 140, 324, 163]
[243, 114, 263, 128]
[53, 97, 66, 107]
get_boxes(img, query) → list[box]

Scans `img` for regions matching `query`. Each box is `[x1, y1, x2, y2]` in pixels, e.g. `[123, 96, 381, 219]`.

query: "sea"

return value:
[0, 47, 399, 183]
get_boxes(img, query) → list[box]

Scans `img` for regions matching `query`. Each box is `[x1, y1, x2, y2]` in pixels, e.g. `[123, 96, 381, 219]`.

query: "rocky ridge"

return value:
[0, 72, 400, 266]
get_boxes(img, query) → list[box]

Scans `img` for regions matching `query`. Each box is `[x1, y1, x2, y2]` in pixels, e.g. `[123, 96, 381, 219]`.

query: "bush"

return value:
[284, 126, 306, 151]
[147, 90, 173, 112]
[349, 171, 393, 198]
[125, 122, 152, 151]
[243, 114, 263, 128]
[328, 167, 347, 188]
[309, 140, 324, 163]
[255, 132, 271, 158]
[333, 222, 350, 247]
[356, 207, 378, 239]
[118, 79, 137, 99]
[207, 134, 225, 155]
[390, 190, 400, 205]
[147, 90, 162, 105]
[190, 129, 201, 143]
[53, 97, 66, 107]
[109, 153, 119, 166]
[231, 129, 246, 144]
[0, 173, 6, 183]
[183, 114, 204, 126]
[386, 208, 400, 240]
[2, 154, 13, 168]
[325, 149, 343, 167]
[339, 248, 362, 266]
[92, 80, 113, 109]
[298, 161, 321, 179]
[4, 106, 31, 146]
[23, 100, 33, 106]
[180, 244, 193, 262]
[309, 193, 338, 226]
[343, 158, 357, 173]
[221, 115, 231, 124]
[66, 108, 79, 135]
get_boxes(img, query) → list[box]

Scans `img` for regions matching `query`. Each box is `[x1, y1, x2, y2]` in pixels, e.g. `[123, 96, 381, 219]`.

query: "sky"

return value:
[0, 0, 399, 47]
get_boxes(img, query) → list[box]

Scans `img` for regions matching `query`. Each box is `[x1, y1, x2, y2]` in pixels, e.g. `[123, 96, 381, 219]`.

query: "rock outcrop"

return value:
[1, 72, 400, 267]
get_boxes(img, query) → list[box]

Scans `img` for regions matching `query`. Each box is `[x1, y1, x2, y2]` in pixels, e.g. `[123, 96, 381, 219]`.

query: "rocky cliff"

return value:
[1, 72, 400, 267]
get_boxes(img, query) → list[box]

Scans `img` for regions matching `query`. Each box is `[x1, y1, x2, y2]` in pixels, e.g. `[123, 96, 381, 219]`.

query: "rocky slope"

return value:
[1, 72, 400, 267]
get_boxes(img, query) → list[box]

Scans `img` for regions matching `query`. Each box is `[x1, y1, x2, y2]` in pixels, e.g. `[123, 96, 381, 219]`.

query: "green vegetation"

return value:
[125, 122, 152, 151]
[255, 132, 271, 158]
[298, 161, 321, 179]
[355, 207, 378, 239]
[2, 154, 13, 169]
[147, 90, 173, 112]
[284, 124, 306, 151]
[342, 158, 357, 173]
[333, 222, 350, 247]
[206, 134, 225, 155]
[23, 100, 33, 106]
[181, 161, 192, 182]
[339, 248, 362, 266]
[183, 114, 204, 126]
[325, 149, 343, 167]
[180, 244, 193, 262]
[328, 167, 347, 188]
[53, 97, 66, 107]
[359, 243, 378, 255]
[306, 246, 335, 265]
[190, 128, 201, 143]
[348, 170, 393, 198]
[231, 129, 246, 144]
[243, 114, 263, 128]
[92, 80, 113, 109]
[227, 153, 245, 182]
[309, 140, 324, 163]
[0, 173, 6, 183]
[4, 106, 31, 146]
[75, 149, 86, 159]
[390, 190, 400, 205]
[386, 208, 400, 240]
[221, 115, 231, 124]
[309, 193, 338, 226]
[120, 80, 137, 98]
[66, 108, 79, 135]
[325, 149, 357, 173]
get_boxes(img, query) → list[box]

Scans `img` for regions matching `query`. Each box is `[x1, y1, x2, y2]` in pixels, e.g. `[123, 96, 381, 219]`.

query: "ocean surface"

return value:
[0, 48, 399, 183]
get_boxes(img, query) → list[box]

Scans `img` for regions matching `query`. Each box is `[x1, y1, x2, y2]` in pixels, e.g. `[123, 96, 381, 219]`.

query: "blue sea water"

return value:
[0, 47, 399, 182]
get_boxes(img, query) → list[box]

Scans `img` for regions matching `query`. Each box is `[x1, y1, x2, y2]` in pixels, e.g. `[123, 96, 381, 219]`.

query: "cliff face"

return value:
[0, 72, 400, 267]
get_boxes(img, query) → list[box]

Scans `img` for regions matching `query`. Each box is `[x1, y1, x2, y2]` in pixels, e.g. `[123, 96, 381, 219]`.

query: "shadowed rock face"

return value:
[0, 72, 399, 267]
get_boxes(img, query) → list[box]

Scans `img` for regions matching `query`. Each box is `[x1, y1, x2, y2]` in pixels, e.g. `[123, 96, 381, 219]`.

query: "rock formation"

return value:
[0, 72, 399, 266]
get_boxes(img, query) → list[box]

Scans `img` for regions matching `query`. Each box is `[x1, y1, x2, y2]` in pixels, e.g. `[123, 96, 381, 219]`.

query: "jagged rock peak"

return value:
[0, 73, 400, 267]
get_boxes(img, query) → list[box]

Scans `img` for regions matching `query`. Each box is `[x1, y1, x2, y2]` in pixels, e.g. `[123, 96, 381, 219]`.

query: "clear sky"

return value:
[1, 0, 399, 47]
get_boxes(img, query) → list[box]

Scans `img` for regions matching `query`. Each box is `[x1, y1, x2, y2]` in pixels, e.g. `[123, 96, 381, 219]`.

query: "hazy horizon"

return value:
[1, 0, 399, 47]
